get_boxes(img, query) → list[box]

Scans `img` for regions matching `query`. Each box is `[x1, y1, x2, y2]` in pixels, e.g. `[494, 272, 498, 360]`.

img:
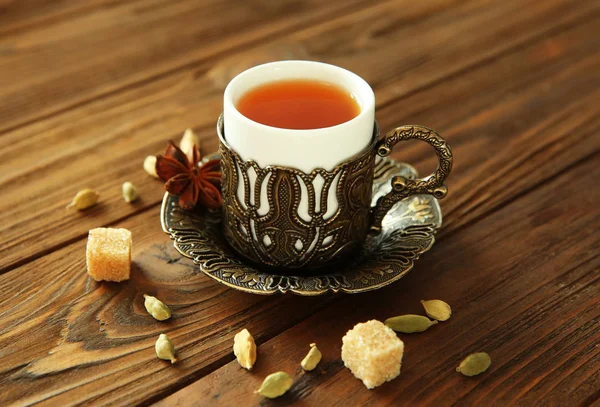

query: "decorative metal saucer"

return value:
[160, 156, 442, 296]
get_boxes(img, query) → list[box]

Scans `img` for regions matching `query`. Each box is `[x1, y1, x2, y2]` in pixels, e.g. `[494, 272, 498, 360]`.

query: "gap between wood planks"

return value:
[0, 0, 397, 137]
[2, 3, 598, 276]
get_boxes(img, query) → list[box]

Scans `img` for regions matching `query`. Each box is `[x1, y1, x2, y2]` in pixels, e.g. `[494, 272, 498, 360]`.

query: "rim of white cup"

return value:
[223, 60, 375, 137]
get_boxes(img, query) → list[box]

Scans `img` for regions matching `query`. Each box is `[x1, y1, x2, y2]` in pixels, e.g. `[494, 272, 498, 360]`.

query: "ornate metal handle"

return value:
[370, 125, 453, 233]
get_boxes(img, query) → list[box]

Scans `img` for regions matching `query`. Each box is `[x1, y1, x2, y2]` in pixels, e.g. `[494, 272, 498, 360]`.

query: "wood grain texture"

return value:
[0, 0, 385, 134]
[1, 15, 599, 404]
[1, 0, 597, 272]
[159, 16, 600, 407]
[0, 210, 338, 406]
[0, 0, 138, 37]
[1, 0, 599, 405]
[157, 151, 600, 407]
[0, 0, 456, 272]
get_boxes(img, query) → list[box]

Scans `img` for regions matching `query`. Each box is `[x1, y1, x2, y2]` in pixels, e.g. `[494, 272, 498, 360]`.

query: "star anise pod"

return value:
[156, 141, 222, 210]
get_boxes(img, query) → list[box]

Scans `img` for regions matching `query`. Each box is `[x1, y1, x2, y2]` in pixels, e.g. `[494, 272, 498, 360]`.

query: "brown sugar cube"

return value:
[341, 320, 404, 389]
[86, 228, 132, 282]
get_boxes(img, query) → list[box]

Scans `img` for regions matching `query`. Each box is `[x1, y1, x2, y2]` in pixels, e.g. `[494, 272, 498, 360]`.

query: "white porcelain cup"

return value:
[224, 61, 376, 221]
[219, 60, 453, 270]
[224, 60, 375, 172]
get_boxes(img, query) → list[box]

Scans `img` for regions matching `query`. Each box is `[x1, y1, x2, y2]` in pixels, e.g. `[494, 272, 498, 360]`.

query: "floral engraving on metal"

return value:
[371, 125, 453, 233]
[161, 156, 443, 296]
[219, 138, 376, 269]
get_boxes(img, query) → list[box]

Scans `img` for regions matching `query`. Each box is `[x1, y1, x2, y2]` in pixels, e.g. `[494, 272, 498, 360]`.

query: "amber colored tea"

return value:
[237, 79, 360, 130]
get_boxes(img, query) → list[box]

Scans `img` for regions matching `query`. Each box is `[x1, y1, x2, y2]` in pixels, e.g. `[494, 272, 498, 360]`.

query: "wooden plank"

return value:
[1, 0, 598, 272]
[155, 151, 600, 407]
[0, 0, 139, 37]
[0, 214, 338, 406]
[0, 0, 392, 134]
[1, 17, 599, 406]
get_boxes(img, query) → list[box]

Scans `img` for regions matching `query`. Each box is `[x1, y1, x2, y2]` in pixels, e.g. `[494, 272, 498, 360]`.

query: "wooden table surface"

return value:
[1, 0, 599, 405]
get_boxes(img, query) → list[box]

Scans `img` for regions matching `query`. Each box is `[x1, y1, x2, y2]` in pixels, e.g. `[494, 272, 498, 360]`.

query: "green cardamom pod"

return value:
[301, 343, 322, 371]
[384, 314, 437, 333]
[66, 188, 99, 210]
[456, 352, 491, 376]
[255, 372, 293, 399]
[233, 328, 256, 370]
[144, 294, 172, 321]
[179, 128, 201, 160]
[122, 181, 139, 203]
[155, 333, 177, 364]
[421, 299, 452, 321]
[143, 155, 159, 178]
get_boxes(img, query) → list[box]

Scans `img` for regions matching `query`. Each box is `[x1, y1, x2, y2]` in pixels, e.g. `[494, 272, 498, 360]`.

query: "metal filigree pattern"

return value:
[371, 125, 453, 232]
[161, 156, 443, 296]
[219, 121, 378, 269]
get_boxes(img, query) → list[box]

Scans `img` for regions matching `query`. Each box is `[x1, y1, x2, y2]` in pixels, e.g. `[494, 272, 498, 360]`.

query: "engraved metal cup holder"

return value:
[217, 115, 453, 271]
[160, 155, 443, 295]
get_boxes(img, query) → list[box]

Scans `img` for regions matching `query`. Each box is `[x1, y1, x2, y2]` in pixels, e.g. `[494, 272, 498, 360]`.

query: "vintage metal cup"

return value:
[219, 61, 452, 271]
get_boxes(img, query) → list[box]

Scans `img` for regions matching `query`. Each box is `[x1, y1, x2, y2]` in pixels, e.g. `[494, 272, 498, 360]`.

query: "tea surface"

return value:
[237, 79, 360, 130]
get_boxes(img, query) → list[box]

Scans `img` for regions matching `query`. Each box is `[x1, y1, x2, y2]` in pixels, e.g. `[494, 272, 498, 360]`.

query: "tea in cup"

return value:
[219, 61, 452, 270]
